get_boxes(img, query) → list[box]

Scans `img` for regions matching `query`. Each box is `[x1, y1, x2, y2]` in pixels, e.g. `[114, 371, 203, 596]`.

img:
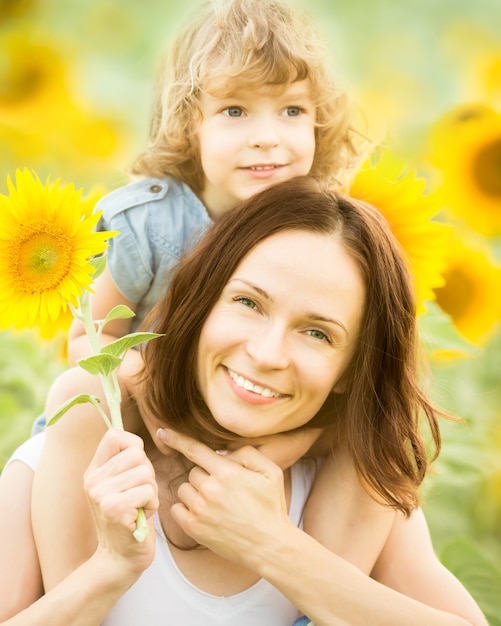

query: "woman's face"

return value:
[196, 229, 365, 438]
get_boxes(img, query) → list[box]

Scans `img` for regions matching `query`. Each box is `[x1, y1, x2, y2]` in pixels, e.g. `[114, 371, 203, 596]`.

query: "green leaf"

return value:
[78, 353, 123, 376]
[102, 304, 136, 326]
[101, 332, 164, 358]
[440, 538, 501, 626]
[419, 302, 480, 358]
[46, 393, 101, 427]
[89, 254, 107, 280]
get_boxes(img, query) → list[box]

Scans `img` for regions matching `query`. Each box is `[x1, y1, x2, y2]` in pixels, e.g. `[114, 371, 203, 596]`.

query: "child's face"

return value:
[197, 80, 316, 219]
[196, 229, 365, 438]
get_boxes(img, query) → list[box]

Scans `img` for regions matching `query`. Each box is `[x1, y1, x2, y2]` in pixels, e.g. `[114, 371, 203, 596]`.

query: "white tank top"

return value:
[102, 458, 317, 625]
[6, 433, 317, 625]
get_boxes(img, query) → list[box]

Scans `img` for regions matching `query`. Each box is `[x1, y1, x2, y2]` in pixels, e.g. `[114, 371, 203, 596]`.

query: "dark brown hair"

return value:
[138, 176, 441, 516]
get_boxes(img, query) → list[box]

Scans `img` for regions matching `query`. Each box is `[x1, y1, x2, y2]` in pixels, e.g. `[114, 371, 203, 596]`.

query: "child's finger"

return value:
[88, 428, 144, 471]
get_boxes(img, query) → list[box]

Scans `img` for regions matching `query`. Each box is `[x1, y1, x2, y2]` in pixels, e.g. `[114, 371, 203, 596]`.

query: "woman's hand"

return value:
[157, 428, 294, 569]
[84, 429, 159, 577]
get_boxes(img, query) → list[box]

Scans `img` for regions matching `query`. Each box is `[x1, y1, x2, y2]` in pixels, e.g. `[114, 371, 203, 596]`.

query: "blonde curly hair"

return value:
[131, 0, 363, 192]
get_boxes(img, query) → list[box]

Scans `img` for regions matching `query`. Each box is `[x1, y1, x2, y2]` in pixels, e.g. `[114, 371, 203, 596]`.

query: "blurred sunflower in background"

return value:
[0, 30, 125, 189]
[477, 53, 501, 109]
[0, 169, 112, 336]
[0, 31, 68, 125]
[430, 104, 501, 236]
[434, 231, 501, 345]
[0, 0, 36, 21]
[348, 150, 451, 314]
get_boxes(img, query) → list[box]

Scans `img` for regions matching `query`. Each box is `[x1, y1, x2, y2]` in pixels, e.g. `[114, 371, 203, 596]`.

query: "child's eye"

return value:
[223, 106, 244, 117]
[306, 328, 332, 344]
[283, 106, 302, 117]
[233, 296, 257, 309]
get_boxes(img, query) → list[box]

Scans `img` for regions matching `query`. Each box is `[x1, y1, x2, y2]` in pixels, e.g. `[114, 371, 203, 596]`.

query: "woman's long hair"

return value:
[138, 176, 442, 516]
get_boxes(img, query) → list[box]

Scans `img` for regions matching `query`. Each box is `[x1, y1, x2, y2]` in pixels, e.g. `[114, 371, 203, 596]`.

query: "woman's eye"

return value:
[234, 296, 257, 309]
[284, 106, 302, 117]
[307, 329, 332, 343]
[223, 106, 244, 117]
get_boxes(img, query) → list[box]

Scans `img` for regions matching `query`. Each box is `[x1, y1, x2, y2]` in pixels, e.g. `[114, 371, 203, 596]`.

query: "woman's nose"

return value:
[245, 323, 290, 370]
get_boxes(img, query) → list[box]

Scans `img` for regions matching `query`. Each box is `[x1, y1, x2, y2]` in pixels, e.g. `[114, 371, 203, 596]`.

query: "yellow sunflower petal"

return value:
[0, 169, 116, 332]
[348, 150, 451, 313]
[429, 104, 501, 236]
[433, 232, 501, 344]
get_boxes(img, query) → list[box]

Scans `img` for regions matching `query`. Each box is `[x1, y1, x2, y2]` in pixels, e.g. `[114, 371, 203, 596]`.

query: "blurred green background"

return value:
[1, 0, 501, 621]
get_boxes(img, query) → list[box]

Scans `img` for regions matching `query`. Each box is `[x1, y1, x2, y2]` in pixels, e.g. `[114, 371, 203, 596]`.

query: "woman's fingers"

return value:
[158, 428, 291, 562]
[156, 428, 224, 473]
[157, 428, 282, 478]
[188, 464, 210, 490]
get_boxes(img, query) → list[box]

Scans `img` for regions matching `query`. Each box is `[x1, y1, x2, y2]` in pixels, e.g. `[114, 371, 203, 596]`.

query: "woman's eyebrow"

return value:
[228, 278, 349, 336]
[228, 277, 271, 301]
[306, 313, 348, 337]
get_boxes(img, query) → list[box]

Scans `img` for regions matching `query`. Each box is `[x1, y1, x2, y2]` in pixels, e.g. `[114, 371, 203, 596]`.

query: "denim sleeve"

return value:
[94, 177, 211, 331]
[100, 206, 154, 304]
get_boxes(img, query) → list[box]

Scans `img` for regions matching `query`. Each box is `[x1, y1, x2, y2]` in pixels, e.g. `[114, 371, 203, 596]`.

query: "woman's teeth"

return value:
[228, 369, 284, 398]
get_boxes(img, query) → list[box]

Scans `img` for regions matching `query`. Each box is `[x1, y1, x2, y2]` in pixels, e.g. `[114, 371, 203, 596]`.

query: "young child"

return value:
[66, 0, 362, 366]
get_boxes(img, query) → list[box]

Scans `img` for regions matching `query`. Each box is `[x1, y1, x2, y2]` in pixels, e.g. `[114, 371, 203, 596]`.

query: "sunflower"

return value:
[433, 232, 501, 344]
[0, 169, 115, 333]
[0, 32, 68, 119]
[348, 150, 451, 314]
[0, 0, 35, 21]
[429, 104, 501, 236]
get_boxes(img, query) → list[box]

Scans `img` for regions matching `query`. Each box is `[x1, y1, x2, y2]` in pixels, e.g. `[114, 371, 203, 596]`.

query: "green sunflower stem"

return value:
[73, 289, 149, 543]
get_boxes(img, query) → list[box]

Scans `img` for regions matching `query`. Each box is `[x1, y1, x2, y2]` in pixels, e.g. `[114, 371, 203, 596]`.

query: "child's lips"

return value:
[241, 164, 285, 178]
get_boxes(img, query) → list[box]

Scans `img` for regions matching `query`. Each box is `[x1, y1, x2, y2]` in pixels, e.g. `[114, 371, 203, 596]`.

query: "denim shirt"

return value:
[97, 176, 211, 331]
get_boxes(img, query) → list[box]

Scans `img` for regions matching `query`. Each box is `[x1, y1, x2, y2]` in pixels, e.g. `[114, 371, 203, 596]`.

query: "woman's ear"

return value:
[331, 378, 347, 394]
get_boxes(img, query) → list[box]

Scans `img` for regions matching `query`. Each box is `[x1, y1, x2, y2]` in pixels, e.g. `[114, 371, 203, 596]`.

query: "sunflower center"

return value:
[0, 55, 47, 104]
[434, 268, 474, 322]
[11, 225, 72, 293]
[472, 137, 501, 198]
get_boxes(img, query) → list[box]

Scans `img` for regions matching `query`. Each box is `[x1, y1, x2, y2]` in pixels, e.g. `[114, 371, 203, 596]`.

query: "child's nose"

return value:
[248, 116, 280, 149]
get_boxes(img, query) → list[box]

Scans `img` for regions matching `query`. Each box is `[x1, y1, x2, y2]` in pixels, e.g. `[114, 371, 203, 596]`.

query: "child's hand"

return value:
[84, 429, 159, 575]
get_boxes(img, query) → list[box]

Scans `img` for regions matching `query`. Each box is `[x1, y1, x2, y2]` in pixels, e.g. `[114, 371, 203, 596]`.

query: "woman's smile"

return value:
[225, 366, 290, 403]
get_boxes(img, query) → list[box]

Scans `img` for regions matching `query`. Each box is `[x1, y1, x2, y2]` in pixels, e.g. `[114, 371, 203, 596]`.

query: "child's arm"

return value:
[303, 448, 396, 575]
[67, 266, 139, 366]
[251, 428, 323, 470]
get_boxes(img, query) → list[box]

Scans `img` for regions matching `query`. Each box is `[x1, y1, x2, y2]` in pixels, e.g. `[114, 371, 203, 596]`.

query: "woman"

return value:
[2, 178, 487, 625]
